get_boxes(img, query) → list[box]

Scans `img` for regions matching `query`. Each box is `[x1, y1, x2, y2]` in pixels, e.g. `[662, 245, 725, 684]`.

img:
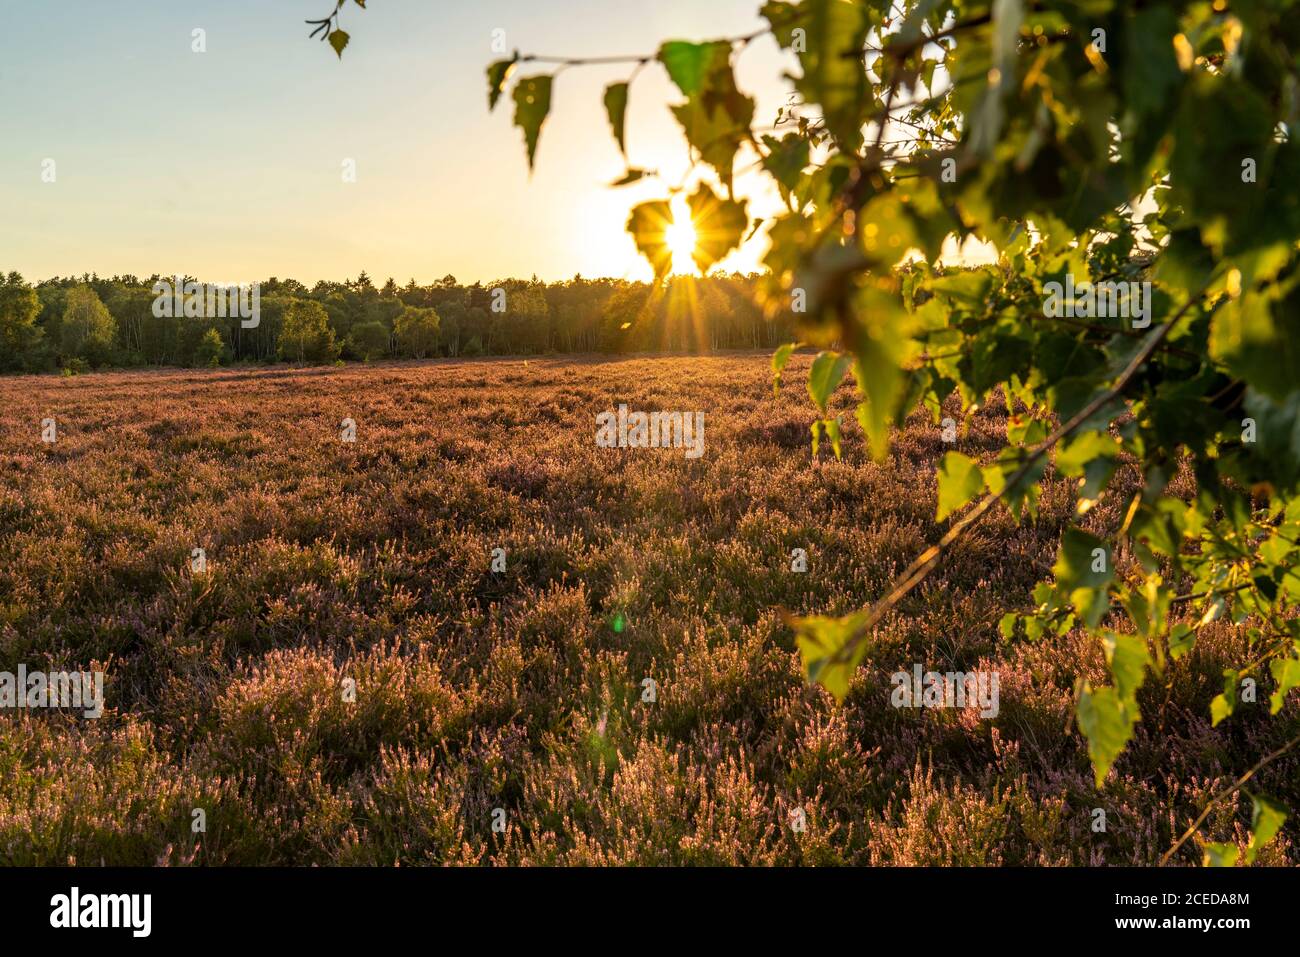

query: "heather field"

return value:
[0, 353, 1295, 866]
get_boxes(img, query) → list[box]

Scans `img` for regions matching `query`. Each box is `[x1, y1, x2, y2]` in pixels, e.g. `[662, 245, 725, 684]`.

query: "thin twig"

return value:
[1159, 730, 1300, 866]
[1167, 581, 1251, 606]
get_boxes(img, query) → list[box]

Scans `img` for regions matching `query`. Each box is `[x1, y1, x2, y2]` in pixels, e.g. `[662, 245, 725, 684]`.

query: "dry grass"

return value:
[0, 353, 1295, 865]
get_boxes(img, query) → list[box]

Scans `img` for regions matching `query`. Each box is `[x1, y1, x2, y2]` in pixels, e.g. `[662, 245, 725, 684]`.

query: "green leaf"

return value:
[1053, 527, 1115, 628]
[685, 183, 748, 273]
[328, 29, 350, 59]
[823, 416, 844, 460]
[660, 41, 754, 189]
[603, 82, 629, 155]
[857, 182, 958, 271]
[1169, 75, 1276, 248]
[1121, 6, 1181, 121]
[999, 612, 1018, 639]
[670, 101, 753, 194]
[1202, 843, 1240, 868]
[1216, 281, 1300, 405]
[626, 200, 674, 279]
[512, 75, 553, 171]
[1245, 795, 1288, 864]
[1242, 388, 1300, 490]
[1210, 694, 1234, 726]
[807, 350, 850, 415]
[1168, 623, 1195, 660]
[1101, 631, 1151, 704]
[1269, 655, 1300, 714]
[1059, 430, 1120, 514]
[772, 342, 798, 397]
[1006, 414, 1048, 448]
[487, 57, 518, 111]
[658, 40, 729, 98]
[791, 611, 870, 703]
[1211, 669, 1238, 727]
[1055, 430, 1119, 477]
[761, 133, 810, 197]
[609, 169, 646, 187]
[763, 0, 872, 150]
[925, 271, 994, 303]
[980, 446, 1047, 522]
[1077, 684, 1138, 787]
[1119, 575, 1172, 642]
[936, 451, 985, 522]
[1199, 597, 1226, 628]
[845, 289, 918, 462]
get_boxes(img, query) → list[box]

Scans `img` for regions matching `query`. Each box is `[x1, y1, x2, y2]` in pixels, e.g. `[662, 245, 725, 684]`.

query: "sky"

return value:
[0, 0, 800, 286]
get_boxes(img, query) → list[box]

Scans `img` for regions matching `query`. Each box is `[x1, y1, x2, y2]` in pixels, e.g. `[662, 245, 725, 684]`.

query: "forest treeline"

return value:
[0, 270, 794, 374]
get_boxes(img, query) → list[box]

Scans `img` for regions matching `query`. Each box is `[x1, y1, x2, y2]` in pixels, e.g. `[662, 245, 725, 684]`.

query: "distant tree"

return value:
[364, 296, 404, 329]
[60, 284, 116, 364]
[278, 300, 340, 363]
[263, 277, 309, 297]
[600, 283, 653, 352]
[438, 300, 466, 356]
[349, 319, 391, 360]
[34, 281, 69, 343]
[195, 327, 226, 367]
[465, 306, 489, 353]
[177, 317, 219, 367]
[0, 272, 43, 370]
[0, 269, 781, 373]
[394, 305, 441, 359]
[239, 293, 291, 363]
[106, 286, 157, 364]
[507, 284, 551, 353]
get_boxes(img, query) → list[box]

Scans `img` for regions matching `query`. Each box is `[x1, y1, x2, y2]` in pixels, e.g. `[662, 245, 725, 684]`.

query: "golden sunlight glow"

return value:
[665, 195, 700, 276]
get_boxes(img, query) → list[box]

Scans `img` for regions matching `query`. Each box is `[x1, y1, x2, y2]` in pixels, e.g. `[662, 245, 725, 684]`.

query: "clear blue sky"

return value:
[0, 0, 794, 285]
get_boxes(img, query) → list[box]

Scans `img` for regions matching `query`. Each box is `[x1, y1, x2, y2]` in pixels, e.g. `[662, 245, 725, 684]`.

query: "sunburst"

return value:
[665, 195, 700, 276]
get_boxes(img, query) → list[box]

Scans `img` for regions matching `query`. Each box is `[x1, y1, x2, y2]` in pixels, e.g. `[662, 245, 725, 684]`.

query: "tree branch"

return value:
[826, 275, 1217, 667]
[1159, 729, 1300, 866]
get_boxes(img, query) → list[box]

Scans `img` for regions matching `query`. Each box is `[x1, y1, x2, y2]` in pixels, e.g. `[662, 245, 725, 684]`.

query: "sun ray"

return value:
[665, 194, 700, 277]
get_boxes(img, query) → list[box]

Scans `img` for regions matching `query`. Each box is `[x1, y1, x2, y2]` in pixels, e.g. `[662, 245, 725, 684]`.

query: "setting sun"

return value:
[665, 195, 700, 276]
